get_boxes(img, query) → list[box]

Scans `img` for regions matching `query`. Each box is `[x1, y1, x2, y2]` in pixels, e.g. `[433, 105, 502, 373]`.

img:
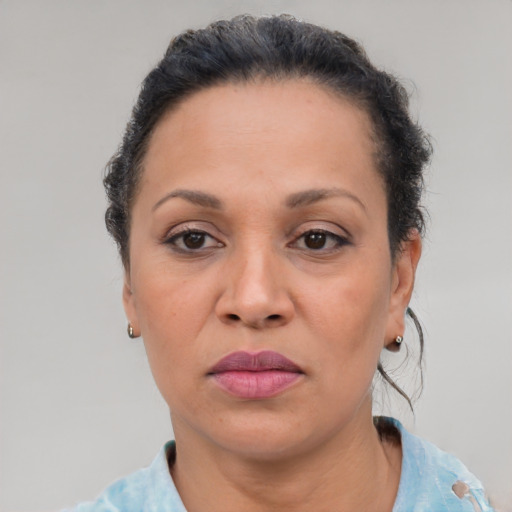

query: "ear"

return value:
[384, 231, 422, 349]
[123, 269, 140, 337]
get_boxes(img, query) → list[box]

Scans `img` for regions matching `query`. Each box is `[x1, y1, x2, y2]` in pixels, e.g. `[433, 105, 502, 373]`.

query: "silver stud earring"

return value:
[127, 323, 137, 339]
[385, 335, 403, 352]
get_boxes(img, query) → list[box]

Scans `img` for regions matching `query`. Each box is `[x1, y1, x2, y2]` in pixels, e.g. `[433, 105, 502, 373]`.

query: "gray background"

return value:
[1, 0, 511, 510]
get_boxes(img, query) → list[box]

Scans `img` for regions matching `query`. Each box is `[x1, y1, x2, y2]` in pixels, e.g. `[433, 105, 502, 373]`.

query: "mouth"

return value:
[208, 350, 304, 399]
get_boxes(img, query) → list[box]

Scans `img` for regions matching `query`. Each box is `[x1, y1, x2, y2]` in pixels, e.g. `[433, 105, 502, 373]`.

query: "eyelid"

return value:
[163, 222, 224, 252]
[288, 223, 352, 252]
[294, 230, 347, 246]
[291, 221, 351, 240]
[163, 221, 221, 240]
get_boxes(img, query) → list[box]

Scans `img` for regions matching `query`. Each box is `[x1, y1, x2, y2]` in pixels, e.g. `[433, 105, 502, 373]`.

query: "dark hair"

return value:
[104, 14, 431, 408]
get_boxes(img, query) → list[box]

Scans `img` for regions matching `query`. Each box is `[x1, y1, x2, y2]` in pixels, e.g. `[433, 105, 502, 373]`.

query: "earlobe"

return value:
[384, 232, 422, 348]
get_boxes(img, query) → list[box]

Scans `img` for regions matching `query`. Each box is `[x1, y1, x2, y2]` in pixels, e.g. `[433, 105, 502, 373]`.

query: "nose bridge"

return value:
[217, 235, 293, 327]
[233, 237, 279, 305]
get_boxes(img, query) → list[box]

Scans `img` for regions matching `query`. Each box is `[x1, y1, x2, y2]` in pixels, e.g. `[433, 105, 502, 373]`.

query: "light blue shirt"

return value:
[65, 418, 495, 511]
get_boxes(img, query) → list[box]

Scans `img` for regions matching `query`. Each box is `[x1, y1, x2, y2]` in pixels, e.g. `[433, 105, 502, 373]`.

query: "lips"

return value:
[208, 350, 304, 399]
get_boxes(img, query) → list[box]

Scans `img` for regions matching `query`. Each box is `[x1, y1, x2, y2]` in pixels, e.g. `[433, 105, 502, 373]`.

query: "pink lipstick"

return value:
[208, 350, 304, 399]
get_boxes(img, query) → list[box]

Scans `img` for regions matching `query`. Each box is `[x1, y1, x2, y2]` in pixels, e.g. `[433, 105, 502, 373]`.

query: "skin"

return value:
[123, 80, 421, 512]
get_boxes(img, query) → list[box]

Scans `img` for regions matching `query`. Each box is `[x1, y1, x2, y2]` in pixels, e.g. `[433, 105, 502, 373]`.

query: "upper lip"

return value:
[208, 350, 303, 374]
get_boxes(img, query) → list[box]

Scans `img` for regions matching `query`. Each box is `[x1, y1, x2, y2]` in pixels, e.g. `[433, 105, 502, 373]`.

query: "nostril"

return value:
[227, 314, 240, 321]
[267, 314, 282, 321]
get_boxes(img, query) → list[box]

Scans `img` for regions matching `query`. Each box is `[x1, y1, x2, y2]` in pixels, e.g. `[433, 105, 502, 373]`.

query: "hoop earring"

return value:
[127, 323, 138, 339]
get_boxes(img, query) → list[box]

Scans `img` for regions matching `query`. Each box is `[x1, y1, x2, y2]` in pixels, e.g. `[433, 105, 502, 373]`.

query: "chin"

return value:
[199, 410, 330, 462]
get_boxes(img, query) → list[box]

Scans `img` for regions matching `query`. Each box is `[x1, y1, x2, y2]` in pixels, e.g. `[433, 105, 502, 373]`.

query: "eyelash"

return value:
[165, 228, 223, 253]
[290, 229, 350, 252]
[164, 228, 350, 254]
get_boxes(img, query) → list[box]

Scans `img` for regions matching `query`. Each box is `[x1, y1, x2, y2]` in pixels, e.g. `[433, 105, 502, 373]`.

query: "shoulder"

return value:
[386, 418, 496, 512]
[61, 441, 186, 512]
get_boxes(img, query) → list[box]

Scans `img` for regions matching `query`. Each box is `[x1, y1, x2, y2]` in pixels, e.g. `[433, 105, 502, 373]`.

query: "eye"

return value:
[292, 229, 349, 251]
[165, 229, 223, 252]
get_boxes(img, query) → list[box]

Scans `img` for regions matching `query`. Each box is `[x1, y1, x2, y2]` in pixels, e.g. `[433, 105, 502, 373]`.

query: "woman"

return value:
[68, 15, 495, 512]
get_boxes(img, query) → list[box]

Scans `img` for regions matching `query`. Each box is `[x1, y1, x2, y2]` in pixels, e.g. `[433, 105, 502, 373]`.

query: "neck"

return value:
[170, 402, 401, 512]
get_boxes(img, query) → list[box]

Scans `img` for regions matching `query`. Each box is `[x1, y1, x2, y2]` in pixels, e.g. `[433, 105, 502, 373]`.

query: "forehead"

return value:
[139, 79, 384, 208]
[149, 79, 375, 156]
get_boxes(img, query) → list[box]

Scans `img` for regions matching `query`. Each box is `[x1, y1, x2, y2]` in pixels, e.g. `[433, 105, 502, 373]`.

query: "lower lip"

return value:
[211, 370, 302, 399]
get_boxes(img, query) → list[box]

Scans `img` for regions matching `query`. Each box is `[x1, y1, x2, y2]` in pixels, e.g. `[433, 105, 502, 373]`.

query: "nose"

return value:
[215, 244, 295, 329]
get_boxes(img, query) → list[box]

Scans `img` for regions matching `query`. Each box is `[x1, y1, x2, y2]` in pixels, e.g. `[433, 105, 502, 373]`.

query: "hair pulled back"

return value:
[104, 14, 431, 408]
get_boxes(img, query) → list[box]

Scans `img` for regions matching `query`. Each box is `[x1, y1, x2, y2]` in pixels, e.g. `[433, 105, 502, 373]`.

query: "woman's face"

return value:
[124, 80, 420, 459]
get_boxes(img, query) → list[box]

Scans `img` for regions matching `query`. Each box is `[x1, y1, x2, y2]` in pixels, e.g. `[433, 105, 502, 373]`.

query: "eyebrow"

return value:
[285, 188, 367, 212]
[152, 189, 223, 211]
[152, 187, 366, 213]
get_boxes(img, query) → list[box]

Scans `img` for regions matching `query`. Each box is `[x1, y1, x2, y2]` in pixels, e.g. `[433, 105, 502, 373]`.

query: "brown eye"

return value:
[183, 232, 206, 249]
[166, 229, 222, 252]
[304, 232, 327, 249]
[291, 229, 349, 252]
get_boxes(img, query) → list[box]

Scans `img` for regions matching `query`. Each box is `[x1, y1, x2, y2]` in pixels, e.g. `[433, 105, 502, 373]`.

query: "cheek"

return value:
[310, 269, 390, 334]
[131, 267, 215, 386]
[303, 266, 391, 376]
[134, 260, 209, 334]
